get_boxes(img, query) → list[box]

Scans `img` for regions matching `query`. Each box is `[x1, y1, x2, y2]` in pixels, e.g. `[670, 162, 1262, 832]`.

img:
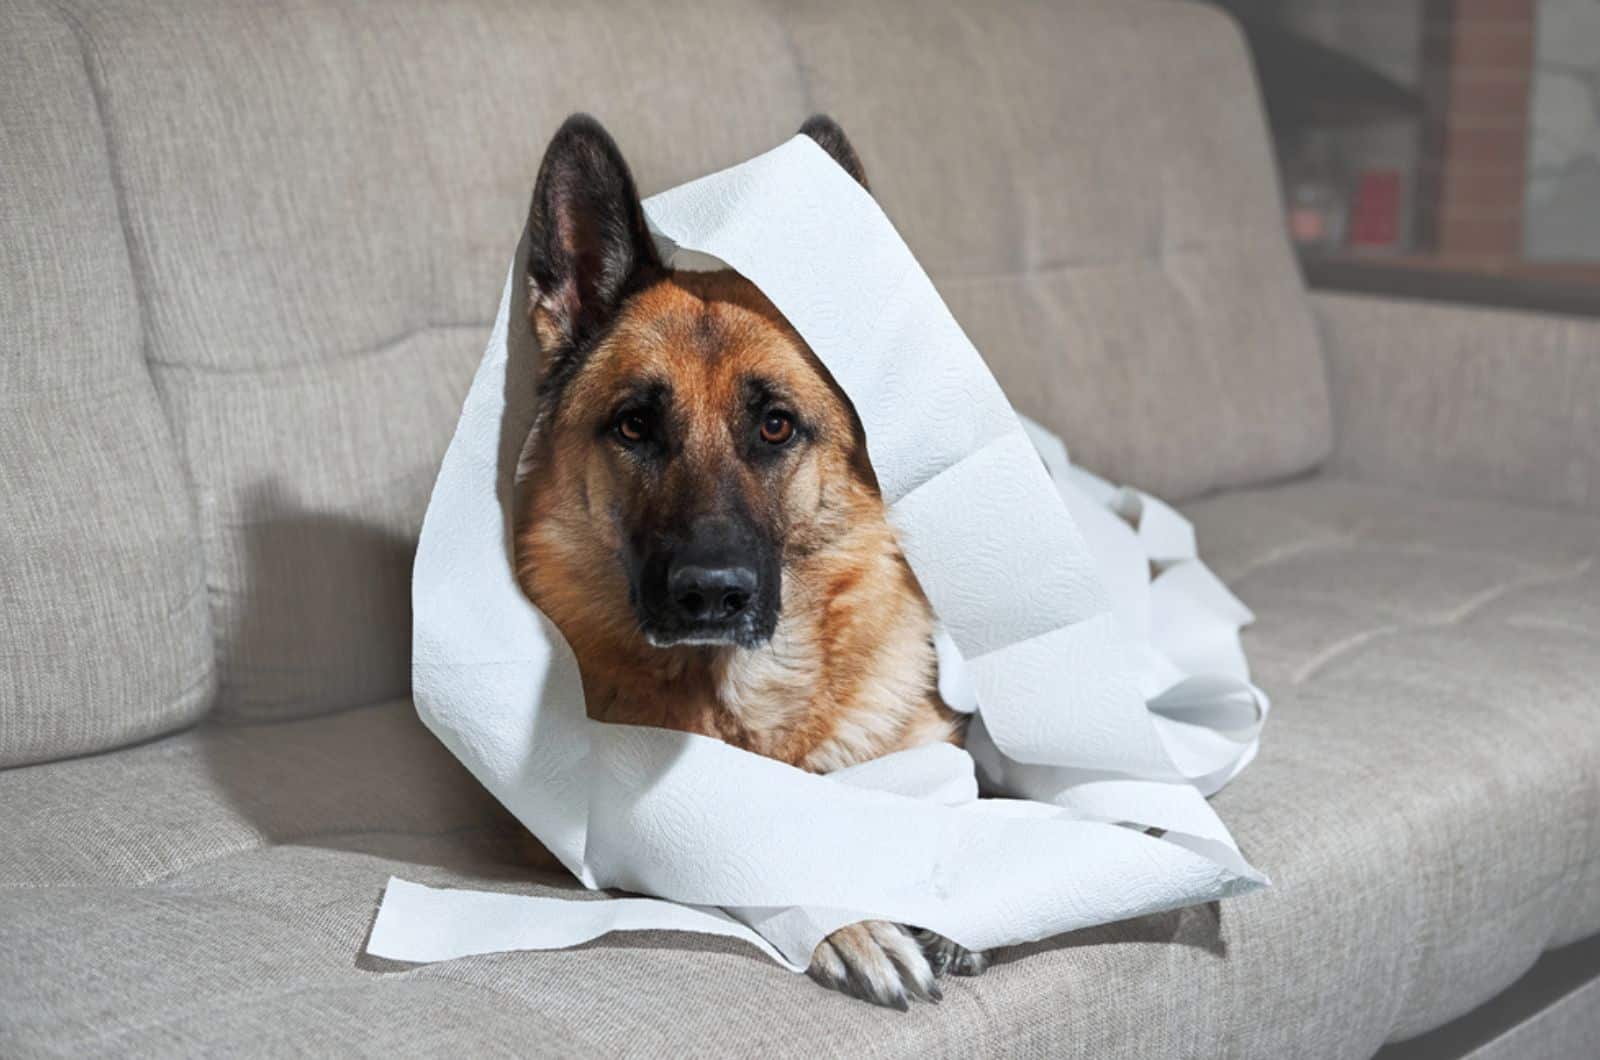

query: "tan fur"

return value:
[515, 269, 962, 773]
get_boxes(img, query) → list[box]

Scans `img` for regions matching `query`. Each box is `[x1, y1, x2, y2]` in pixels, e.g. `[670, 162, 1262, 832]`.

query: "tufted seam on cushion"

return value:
[0, 822, 509, 894]
[1505, 615, 1600, 642]
[43, 0, 220, 728]
[145, 319, 491, 377]
[39, 0, 151, 375]
[1156, 209, 1229, 495]
[1227, 527, 1365, 582]
[1228, 534, 1356, 586]
[1242, 539, 1559, 589]
[1231, 521, 1585, 584]
[1441, 557, 1595, 624]
[2, 0, 218, 765]
[39, 0, 172, 467]
[1291, 624, 1403, 686]
[138, 822, 507, 889]
[198, 696, 399, 730]
[0, 576, 206, 667]
[1289, 556, 1594, 685]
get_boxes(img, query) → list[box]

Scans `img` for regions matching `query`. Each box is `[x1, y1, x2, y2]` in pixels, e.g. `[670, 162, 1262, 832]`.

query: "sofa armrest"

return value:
[1312, 291, 1600, 514]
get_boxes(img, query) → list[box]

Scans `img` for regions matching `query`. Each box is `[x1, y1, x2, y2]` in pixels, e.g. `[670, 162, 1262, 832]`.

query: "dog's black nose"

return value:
[635, 515, 778, 647]
[667, 563, 758, 622]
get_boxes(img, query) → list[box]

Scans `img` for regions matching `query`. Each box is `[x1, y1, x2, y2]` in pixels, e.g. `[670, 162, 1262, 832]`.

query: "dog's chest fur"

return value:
[716, 527, 960, 771]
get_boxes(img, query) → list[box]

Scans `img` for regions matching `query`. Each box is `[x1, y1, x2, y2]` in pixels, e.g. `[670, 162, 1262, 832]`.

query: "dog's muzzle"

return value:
[632, 516, 780, 648]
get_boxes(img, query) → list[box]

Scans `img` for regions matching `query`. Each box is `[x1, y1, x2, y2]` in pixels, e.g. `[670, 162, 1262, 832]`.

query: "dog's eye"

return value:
[759, 411, 796, 446]
[615, 410, 651, 445]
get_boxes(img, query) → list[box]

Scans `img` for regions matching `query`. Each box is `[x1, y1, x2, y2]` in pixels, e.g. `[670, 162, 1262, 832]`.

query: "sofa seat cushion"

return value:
[3, 479, 1597, 1057]
[1185, 478, 1600, 1046]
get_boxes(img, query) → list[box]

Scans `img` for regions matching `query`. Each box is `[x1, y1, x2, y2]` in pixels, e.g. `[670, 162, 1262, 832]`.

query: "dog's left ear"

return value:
[799, 114, 869, 191]
[526, 114, 662, 361]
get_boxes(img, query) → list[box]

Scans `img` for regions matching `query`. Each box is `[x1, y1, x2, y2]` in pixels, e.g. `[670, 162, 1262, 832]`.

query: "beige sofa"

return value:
[4, 0, 1598, 1055]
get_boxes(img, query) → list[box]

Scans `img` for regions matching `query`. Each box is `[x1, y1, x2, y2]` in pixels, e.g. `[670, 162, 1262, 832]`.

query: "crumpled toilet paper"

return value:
[366, 136, 1270, 970]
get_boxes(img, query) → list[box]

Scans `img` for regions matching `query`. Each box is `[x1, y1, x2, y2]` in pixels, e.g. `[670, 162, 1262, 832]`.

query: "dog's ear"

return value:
[526, 114, 661, 361]
[799, 114, 869, 191]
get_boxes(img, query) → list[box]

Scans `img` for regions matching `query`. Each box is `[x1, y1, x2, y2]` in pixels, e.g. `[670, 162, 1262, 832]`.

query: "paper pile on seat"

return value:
[367, 136, 1269, 969]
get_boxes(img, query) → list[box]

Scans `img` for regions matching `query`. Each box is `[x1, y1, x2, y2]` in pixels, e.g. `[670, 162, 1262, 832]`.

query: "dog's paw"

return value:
[909, 927, 991, 978]
[807, 921, 941, 1009]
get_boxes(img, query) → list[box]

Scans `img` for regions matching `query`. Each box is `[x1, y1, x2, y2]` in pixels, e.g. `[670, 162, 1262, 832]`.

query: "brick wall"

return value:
[1418, 0, 1539, 262]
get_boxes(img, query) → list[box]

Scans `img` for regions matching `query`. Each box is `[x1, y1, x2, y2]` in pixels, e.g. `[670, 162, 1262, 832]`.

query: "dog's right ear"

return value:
[526, 114, 661, 365]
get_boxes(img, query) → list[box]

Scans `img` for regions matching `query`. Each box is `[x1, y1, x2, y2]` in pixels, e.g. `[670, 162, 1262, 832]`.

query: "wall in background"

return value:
[1525, 0, 1600, 261]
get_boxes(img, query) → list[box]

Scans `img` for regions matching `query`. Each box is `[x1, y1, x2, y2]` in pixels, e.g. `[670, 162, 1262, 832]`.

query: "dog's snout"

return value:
[668, 563, 757, 621]
[634, 514, 779, 647]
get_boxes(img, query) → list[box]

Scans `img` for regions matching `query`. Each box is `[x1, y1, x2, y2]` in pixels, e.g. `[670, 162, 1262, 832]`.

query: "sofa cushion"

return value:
[0, 1, 212, 767]
[46, 0, 1331, 724]
[1185, 478, 1600, 1043]
[1315, 291, 1600, 515]
[55, 0, 808, 721]
[3, 479, 1593, 1056]
[781, 0, 1332, 500]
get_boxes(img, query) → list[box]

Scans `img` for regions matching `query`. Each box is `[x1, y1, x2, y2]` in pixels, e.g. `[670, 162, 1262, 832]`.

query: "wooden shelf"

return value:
[1300, 252, 1600, 318]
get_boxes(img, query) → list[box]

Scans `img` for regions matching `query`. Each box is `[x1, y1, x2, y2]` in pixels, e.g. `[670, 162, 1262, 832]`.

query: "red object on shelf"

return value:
[1350, 170, 1403, 250]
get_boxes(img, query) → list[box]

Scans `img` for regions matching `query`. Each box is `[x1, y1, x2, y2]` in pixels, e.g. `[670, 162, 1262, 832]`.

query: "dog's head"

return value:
[517, 114, 877, 652]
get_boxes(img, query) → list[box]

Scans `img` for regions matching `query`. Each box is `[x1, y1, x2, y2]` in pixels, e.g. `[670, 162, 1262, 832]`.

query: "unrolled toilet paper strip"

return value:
[368, 136, 1268, 971]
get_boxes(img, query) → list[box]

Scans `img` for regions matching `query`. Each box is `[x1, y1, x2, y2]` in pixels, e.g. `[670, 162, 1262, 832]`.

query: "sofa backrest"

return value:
[785, 0, 1331, 497]
[0, 1, 214, 766]
[2, 0, 1330, 739]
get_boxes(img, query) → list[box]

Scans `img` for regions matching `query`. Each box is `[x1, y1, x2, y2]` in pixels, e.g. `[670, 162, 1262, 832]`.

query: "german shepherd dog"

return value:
[515, 114, 989, 1008]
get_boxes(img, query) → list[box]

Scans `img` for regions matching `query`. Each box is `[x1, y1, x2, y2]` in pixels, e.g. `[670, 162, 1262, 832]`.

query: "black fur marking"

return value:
[799, 114, 870, 190]
[739, 376, 810, 465]
[600, 380, 672, 437]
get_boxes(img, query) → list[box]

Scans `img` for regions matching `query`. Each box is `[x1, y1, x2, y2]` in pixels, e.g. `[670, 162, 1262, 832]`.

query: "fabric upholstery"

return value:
[33, 0, 1333, 724]
[0, 0, 212, 766]
[4, 479, 1596, 1057]
[782, 0, 1333, 502]
[6, 0, 1591, 1052]
[54, 0, 807, 721]
[1315, 292, 1600, 516]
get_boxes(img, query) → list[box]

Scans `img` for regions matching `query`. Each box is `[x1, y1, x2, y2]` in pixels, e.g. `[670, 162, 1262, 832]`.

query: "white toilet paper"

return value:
[367, 136, 1269, 971]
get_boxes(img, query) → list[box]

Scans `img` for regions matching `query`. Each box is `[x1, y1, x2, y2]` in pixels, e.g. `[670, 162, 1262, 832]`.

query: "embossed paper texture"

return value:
[368, 138, 1268, 969]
